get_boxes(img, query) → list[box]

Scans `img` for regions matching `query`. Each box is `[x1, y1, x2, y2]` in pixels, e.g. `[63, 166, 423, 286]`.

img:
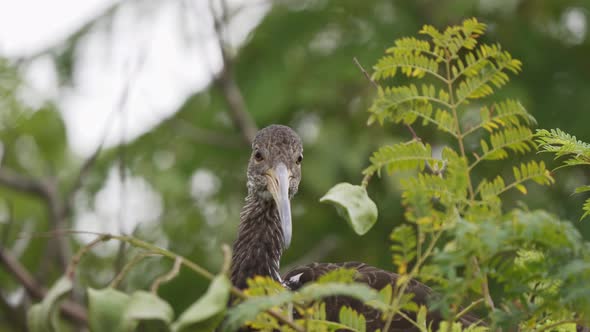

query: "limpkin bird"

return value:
[230, 124, 481, 331]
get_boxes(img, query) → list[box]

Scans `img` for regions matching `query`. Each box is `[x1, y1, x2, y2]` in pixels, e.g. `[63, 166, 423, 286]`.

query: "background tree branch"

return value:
[0, 247, 88, 325]
[209, 0, 258, 144]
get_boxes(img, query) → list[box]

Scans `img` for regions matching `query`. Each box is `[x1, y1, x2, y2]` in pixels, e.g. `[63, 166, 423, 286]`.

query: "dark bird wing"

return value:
[283, 262, 482, 332]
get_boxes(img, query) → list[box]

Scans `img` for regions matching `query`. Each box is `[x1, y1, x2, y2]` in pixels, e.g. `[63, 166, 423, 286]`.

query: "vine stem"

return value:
[443, 49, 494, 315]
[109, 252, 161, 289]
[382, 228, 444, 331]
[444, 51, 475, 201]
[454, 298, 484, 321]
[471, 257, 495, 310]
[151, 256, 182, 294]
[66, 232, 306, 332]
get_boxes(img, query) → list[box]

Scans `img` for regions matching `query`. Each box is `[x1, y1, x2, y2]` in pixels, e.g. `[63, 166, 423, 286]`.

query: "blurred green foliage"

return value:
[1, 0, 590, 331]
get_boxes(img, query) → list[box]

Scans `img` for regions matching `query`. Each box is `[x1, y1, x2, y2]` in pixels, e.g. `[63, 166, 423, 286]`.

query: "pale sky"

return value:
[0, 0, 269, 156]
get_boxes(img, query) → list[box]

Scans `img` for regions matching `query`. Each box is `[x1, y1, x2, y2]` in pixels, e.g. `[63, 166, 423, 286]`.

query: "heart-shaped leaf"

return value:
[125, 291, 174, 331]
[88, 288, 133, 332]
[320, 183, 378, 235]
[172, 274, 231, 332]
[88, 288, 175, 332]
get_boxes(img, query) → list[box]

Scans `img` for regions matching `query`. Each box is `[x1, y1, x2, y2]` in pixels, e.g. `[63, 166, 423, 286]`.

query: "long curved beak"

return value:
[266, 163, 292, 249]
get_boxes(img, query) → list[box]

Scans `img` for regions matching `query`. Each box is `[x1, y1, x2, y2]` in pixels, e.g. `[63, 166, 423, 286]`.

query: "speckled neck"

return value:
[230, 194, 285, 289]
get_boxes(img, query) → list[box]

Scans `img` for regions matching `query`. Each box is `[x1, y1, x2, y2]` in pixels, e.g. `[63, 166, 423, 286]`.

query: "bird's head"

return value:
[247, 124, 303, 248]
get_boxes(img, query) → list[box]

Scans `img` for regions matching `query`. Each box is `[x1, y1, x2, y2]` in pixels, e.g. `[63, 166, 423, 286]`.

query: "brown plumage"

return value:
[230, 124, 482, 331]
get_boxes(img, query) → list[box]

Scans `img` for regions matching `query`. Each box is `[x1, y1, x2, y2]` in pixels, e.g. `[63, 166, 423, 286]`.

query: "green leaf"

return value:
[172, 274, 231, 332]
[125, 291, 174, 331]
[27, 277, 73, 332]
[87, 288, 133, 332]
[320, 183, 378, 235]
[87, 288, 173, 332]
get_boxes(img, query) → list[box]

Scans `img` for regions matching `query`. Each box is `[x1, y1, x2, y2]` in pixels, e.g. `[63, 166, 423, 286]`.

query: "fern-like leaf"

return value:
[420, 18, 486, 56]
[477, 161, 554, 199]
[373, 53, 443, 81]
[536, 128, 590, 167]
[512, 161, 554, 187]
[244, 276, 285, 297]
[339, 307, 367, 332]
[478, 127, 534, 161]
[477, 175, 506, 200]
[454, 44, 521, 103]
[386, 36, 444, 61]
[368, 84, 452, 127]
[465, 99, 536, 136]
[390, 225, 417, 274]
[316, 268, 357, 284]
[582, 198, 590, 221]
[364, 141, 443, 178]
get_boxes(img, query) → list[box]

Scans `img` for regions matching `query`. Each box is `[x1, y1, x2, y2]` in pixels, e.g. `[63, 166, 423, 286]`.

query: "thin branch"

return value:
[471, 256, 494, 310]
[353, 57, 420, 141]
[209, 0, 258, 144]
[44, 179, 70, 271]
[64, 143, 104, 217]
[454, 298, 484, 320]
[66, 234, 111, 279]
[0, 168, 49, 198]
[353, 57, 379, 89]
[150, 256, 182, 294]
[110, 252, 161, 289]
[0, 168, 70, 270]
[0, 247, 87, 325]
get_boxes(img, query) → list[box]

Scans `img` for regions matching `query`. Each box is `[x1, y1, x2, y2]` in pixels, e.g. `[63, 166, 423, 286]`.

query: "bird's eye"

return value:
[296, 154, 303, 165]
[254, 151, 264, 162]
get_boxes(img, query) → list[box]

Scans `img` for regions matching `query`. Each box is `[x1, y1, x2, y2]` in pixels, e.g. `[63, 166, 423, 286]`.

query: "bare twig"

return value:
[0, 168, 49, 198]
[353, 57, 378, 89]
[353, 56, 420, 141]
[0, 247, 87, 324]
[66, 234, 111, 279]
[209, 0, 258, 144]
[110, 252, 161, 289]
[150, 256, 182, 294]
[44, 179, 70, 271]
[0, 168, 71, 270]
[64, 144, 103, 217]
[454, 298, 484, 320]
[471, 256, 495, 310]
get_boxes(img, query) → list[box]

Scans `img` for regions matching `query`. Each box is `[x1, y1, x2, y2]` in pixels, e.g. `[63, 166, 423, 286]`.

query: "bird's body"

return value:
[230, 124, 482, 331]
